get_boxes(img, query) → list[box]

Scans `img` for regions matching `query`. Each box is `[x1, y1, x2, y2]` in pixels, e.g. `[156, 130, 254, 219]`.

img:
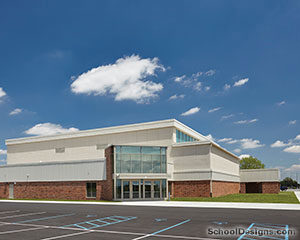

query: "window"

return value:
[115, 146, 167, 174]
[55, 147, 65, 153]
[176, 129, 197, 143]
[86, 182, 96, 198]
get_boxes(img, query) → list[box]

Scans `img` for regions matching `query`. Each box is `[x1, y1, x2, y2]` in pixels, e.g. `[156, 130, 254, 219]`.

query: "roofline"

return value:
[6, 119, 205, 145]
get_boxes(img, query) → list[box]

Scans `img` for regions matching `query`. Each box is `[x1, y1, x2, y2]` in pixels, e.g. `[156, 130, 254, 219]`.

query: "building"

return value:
[0, 119, 280, 201]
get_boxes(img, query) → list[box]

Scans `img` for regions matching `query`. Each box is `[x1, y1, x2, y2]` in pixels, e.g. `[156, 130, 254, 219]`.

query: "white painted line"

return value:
[40, 231, 90, 240]
[0, 212, 46, 220]
[0, 221, 218, 240]
[294, 191, 300, 202]
[0, 199, 299, 210]
[0, 227, 46, 235]
[0, 210, 20, 215]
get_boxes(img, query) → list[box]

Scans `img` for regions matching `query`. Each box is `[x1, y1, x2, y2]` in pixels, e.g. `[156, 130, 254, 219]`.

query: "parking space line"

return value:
[40, 231, 90, 240]
[0, 220, 218, 240]
[16, 213, 75, 223]
[0, 210, 20, 215]
[0, 212, 46, 220]
[131, 219, 191, 240]
[0, 227, 46, 235]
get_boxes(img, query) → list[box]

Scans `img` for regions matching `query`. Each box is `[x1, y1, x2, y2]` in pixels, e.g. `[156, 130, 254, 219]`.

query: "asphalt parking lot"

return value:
[0, 201, 298, 240]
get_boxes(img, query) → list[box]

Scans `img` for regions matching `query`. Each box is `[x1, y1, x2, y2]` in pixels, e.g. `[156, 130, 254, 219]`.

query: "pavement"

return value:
[292, 190, 300, 202]
[0, 201, 299, 240]
[0, 199, 300, 211]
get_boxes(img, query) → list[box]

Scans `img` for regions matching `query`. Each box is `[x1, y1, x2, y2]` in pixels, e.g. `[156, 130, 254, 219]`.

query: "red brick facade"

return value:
[212, 181, 240, 197]
[240, 182, 280, 194]
[0, 146, 114, 201]
[171, 181, 211, 198]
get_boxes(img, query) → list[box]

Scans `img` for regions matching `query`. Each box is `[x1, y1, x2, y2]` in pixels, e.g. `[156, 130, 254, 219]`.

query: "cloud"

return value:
[227, 140, 239, 144]
[218, 138, 233, 143]
[25, 123, 79, 136]
[205, 70, 216, 76]
[234, 119, 258, 124]
[208, 107, 222, 113]
[205, 134, 214, 141]
[283, 145, 300, 153]
[169, 94, 185, 100]
[239, 154, 250, 159]
[194, 82, 202, 91]
[277, 101, 286, 106]
[9, 108, 22, 116]
[221, 114, 234, 120]
[204, 86, 211, 91]
[295, 135, 300, 141]
[0, 149, 7, 155]
[284, 164, 300, 172]
[224, 84, 231, 90]
[181, 107, 200, 116]
[0, 87, 6, 98]
[70, 55, 165, 104]
[174, 75, 186, 82]
[240, 138, 264, 149]
[289, 120, 297, 125]
[271, 140, 292, 148]
[233, 78, 249, 87]
[234, 148, 241, 153]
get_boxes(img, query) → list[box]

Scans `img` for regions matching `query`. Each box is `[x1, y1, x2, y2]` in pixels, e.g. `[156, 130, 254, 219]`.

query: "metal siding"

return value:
[240, 169, 280, 182]
[0, 159, 105, 182]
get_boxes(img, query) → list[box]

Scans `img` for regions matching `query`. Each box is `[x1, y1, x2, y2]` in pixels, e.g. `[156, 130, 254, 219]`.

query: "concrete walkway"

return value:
[0, 199, 300, 210]
[293, 190, 300, 202]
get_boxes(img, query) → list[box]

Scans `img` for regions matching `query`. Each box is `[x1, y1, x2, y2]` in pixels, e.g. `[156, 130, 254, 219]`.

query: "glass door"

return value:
[123, 180, 130, 199]
[153, 180, 161, 199]
[144, 181, 152, 199]
[132, 180, 140, 199]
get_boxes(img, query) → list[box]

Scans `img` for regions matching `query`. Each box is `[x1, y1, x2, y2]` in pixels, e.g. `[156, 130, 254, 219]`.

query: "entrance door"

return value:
[153, 180, 161, 199]
[9, 184, 14, 199]
[132, 181, 140, 199]
[144, 181, 152, 199]
[123, 180, 130, 199]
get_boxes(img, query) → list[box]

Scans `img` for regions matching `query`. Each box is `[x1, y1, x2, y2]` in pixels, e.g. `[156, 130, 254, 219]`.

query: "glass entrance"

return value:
[118, 179, 166, 200]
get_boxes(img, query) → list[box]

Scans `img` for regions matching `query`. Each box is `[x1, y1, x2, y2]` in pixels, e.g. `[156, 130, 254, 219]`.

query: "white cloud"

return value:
[181, 107, 200, 116]
[208, 107, 222, 113]
[9, 108, 22, 116]
[169, 94, 185, 100]
[224, 84, 231, 90]
[227, 140, 239, 144]
[205, 134, 214, 141]
[233, 78, 249, 87]
[277, 101, 285, 106]
[218, 138, 233, 143]
[289, 120, 297, 125]
[221, 114, 234, 120]
[295, 135, 300, 141]
[234, 119, 258, 124]
[271, 140, 291, 148]
[70, 55, 165, 104]
[0, 149, 7, 155]
[239, 154, 250, 159]
[205, 70, 216, 76]
[284, 164, 300, 172]
[283, 145, 300, 153]
[204, 86, 211, 91]
[240, 138, 264, 149]
[234, 148, 241, 153]
[194, 82, 202, 91]
[25, 123, 79, 136]
[174, 75, 186, 82]
[0, 87, 6, 98]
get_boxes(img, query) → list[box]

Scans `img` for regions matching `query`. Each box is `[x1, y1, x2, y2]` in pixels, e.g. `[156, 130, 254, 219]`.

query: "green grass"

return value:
[171, 192, 300, 204]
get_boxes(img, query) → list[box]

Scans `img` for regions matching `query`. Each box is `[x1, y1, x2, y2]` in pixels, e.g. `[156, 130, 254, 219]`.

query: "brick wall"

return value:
[212, 181, 240, 197]
[0, 183, 8, 198]
[240, 183, 246, 193]
[171, 180, 210, 198]
[102, 146, 114, 200]
[261, 182, 280, 194]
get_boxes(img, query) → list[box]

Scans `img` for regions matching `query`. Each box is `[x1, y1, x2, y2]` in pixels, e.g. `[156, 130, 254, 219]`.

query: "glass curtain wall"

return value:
[115, 146, 167, 174]
[176, 129, 197, 143]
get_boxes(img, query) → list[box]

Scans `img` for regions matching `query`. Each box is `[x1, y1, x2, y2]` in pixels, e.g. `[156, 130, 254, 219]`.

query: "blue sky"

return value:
[0, 1, 299, 179]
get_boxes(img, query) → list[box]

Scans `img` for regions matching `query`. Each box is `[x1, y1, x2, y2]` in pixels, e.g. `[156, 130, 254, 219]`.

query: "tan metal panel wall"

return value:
[0, 159, 106, 182]
[240, 169, 280, 182]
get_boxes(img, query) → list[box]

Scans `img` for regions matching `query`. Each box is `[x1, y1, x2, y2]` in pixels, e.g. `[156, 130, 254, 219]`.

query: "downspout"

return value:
[209, 143, 213, 197]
